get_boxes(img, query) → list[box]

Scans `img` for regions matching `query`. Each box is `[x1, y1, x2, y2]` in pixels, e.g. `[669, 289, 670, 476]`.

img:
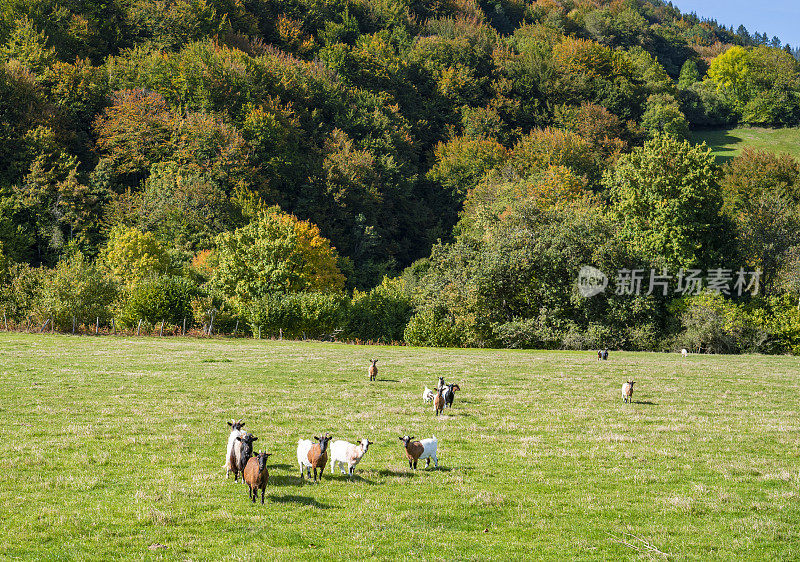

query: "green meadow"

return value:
[691, 127, 800, 162]
[1, 333, 798, 560]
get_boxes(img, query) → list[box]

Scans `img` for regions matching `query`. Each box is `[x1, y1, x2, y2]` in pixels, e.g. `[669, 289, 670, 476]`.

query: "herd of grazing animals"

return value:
[224, 352, 661, 503]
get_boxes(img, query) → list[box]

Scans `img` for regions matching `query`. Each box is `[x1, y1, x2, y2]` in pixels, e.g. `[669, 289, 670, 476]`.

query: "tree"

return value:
[721, 149, 800, 294]
[211, 206, 345, 309]
[707, 45, 750, 103]
[606, 134, 730, 270]
[678, 59, 700, 89]
[99, 225, 171, 282]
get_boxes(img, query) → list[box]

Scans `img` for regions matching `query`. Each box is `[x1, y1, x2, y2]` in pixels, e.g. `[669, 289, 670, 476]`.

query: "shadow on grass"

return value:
[634, 400, 658, 406]
[270, 463, 293, 470]
[329, 473, 379, 485]
[267, 474, 305, 487]
[268, 493, 336, 509]
[376, 466, 452, 477]
[378, 378, 399, 383]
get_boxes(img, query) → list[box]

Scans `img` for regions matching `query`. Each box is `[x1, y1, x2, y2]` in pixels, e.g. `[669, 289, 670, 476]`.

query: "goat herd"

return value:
[223, 352, 647, 504]
[222, 362, 458, 504]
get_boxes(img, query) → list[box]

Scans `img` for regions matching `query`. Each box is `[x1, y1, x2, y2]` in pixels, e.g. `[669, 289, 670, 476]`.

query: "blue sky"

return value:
[673, 1, 800, 48]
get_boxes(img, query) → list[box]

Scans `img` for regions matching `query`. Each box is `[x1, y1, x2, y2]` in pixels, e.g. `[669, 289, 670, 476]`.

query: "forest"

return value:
[2, 0, 800, 352]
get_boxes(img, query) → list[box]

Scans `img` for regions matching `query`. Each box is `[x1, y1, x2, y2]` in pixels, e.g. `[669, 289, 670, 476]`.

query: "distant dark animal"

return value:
[443, 383, 461, 408]
[597, 350, 602, 361]
[602, 349, 609, 360]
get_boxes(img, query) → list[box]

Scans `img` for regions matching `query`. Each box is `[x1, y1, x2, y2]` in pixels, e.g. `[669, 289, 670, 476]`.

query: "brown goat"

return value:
[433, 386, 444, 416]
[368, 359, 378, 381]
[307, 433, 333, 482]
[243, 451, 271, 504]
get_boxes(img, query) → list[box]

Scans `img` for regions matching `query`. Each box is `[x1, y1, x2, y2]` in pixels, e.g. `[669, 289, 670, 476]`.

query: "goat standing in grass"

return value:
[399, 435, 438, 469]
[331, 438, 373, 478]
[433, 386, 445, 416]
[297, 433, 333, 483]
[234, 433, 258, 482]
[443, 383, 460, 408]
[244, 451, 271, 504]
[622, 381, 635, 403]
[368, 359, 378, 381]
[224, 419, 245, 479]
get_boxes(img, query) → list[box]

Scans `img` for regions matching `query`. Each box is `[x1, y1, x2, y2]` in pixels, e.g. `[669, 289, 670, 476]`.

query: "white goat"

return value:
[330, 438, 373, 477]
[422, 387, 434, 402]
[681, 348, 688, 357]
[224, 419, 245, 479]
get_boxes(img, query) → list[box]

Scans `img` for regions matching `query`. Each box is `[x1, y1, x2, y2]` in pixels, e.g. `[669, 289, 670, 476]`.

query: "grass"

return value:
[691, 126, 800, 163]
[1, 333, 798, 560]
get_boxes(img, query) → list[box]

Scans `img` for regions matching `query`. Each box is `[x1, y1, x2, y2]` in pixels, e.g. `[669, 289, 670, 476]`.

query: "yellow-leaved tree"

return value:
[211, 206, 345, 308]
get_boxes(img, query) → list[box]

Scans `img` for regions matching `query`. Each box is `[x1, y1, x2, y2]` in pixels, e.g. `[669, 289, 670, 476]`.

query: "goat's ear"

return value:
[368, 441, 374, 445]
[251, 436, 258, 441]
[265, 452, 272, 457]
[236, 436, 242, 441]
[227, 422, 233, 427]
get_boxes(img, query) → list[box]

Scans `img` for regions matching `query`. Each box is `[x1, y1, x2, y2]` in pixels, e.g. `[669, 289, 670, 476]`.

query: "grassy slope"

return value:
[0, 334, 798, 560]
[691, 127, 800, 163]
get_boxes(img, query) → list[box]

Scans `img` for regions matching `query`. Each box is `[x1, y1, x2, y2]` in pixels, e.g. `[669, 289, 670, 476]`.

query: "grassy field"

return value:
[1, 334, 798, 560]
[691, 127, 800, 163]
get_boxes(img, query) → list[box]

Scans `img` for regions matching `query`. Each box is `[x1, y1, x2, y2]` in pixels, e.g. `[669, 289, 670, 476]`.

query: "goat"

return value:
[224, 419, 245, 479]
[368, 359, 378, 381]
[443, 383, 461, 408]
[297, 433, 332, 482]
[622, 381, 635, 403]
[597, 350, 602, 361]
[331, 438, 373, 477]
[681, 348, 688, 357]
[422, 387, 435, 403]
[602, 349, 609, 360]
[436, 376, 446, 391]
[234, 432, 258, 482]
[433, 386, 444, 416]
[399, 435, 438, 469]
[243, 451, 271, 504]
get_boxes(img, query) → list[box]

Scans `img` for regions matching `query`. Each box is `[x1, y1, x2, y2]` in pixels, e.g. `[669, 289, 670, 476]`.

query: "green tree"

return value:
[211, 206, 345, 309]
[99, 225, 171, 283]
[606, 135, 729, 269]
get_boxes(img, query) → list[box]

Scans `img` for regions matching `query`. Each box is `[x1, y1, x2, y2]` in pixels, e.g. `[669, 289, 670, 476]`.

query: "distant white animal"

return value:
[422, 387, 435, 402]
[681, 348, 688, 357]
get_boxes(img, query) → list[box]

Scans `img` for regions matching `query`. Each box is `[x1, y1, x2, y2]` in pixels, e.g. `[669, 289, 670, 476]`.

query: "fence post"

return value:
[40, 318, 50, 332]
[137, 319, 142, 336]
[159, 320, 164, 337]
[279, 328, 283, 340]
[95, 317, 99, 335]
[50, 317, 54, 334]
[3, 311, 7, 331]
[112, 318, 116, 335]
[233, 319, 239, 337]
[182, 318, 186, 336]
[208, 312, 214, 336]
[72, 315, 76, 335]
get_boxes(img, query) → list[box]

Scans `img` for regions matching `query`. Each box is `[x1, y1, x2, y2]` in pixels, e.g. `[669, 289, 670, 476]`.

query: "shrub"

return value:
[119, 275, 197, 328]
[246, 292, 349, 340]
[345, 277, 413, 342]
[404, 309, 470, 348]
[36, 254, 117, 331]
